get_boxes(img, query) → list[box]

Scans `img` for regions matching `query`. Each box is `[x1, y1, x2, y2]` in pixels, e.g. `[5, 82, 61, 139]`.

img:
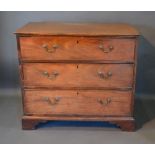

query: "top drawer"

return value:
[19, 36, 135, 62]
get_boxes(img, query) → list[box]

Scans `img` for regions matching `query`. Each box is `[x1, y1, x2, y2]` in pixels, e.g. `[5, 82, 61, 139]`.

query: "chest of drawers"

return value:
[15, 22, 139, 131]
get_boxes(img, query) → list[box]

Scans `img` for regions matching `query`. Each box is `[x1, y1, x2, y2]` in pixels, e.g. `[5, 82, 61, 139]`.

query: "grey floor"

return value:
[0, 89, 155, 144]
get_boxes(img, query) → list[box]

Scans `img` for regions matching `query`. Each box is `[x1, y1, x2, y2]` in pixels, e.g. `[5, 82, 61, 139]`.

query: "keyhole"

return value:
[77, 40, 79, 44]
[77, 91, 79, 95]
[77, 65, 79, 69]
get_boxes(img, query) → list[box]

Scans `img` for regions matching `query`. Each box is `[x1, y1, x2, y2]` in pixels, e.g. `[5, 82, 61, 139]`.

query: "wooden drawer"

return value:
[24, 90, 132, 116]
[19, 37, 135, 62]
[22, 63, 134, 89]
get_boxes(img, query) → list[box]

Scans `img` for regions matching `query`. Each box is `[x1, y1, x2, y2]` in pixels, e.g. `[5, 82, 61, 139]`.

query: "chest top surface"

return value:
[15, 22, 139, 36]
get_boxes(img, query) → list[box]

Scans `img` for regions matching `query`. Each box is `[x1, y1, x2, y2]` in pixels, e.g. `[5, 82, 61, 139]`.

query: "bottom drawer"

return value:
[24, 90, 132, 116]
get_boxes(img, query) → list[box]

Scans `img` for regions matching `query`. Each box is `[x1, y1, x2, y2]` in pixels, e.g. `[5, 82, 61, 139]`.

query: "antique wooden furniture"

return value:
[15, 22, 139, 131]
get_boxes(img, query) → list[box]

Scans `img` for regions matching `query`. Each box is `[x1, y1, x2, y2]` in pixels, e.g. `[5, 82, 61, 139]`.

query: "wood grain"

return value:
[22, 63, 134, 89]
[19, 37, 135, 61]
[15, 22, 139, 131]
[22, 115, 135, 131]
[24, 90, 132, 116]
[15, 22, 139, 36]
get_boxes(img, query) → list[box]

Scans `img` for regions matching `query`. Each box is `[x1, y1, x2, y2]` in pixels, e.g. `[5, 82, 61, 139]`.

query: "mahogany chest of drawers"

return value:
[15, 22, 139, 131]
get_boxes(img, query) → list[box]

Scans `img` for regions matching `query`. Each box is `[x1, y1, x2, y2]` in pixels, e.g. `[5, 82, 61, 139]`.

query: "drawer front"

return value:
[20, 37, 135, 61]
[24, 90, 132, 116]
[22, 63, 134, 89]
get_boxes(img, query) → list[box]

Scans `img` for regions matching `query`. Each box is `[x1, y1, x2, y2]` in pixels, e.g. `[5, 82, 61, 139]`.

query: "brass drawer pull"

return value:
[98, 71, 112, 79]
[99, 44, 114, 53]
[42, 71, 59, 80]
[97, 97, 111, 105]
[43, 96, 61, 105]
[42, 44, 59, 53]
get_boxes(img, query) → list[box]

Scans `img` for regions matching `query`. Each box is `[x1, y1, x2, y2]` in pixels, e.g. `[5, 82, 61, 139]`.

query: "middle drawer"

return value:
[22, 63, 134, 89]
